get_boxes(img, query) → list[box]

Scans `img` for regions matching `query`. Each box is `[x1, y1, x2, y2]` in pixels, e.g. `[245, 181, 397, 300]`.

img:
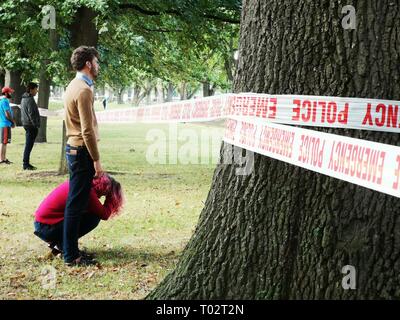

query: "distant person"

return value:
[34, 174, 124, 258]
[102, 96, 108, 110]
[21, 82, 41, 170]
[63, 46, 104, 266]
[0, 86, 16, 164]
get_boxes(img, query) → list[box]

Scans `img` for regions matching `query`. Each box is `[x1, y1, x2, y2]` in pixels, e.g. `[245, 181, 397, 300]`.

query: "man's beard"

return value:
[91, 69, 99, 80]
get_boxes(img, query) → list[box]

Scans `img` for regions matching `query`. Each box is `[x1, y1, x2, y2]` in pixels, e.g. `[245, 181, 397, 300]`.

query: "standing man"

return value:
[21, 82, 40, 170]
[0, 87, 16, 164]
[63, 46, 104, 266]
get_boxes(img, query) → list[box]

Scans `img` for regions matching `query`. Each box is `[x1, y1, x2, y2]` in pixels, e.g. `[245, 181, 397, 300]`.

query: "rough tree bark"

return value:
[148, 0, 400, 299]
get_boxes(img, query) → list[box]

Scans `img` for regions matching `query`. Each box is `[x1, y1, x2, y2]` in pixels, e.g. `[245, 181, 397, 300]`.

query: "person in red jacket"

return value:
[34, 174, 124, 259]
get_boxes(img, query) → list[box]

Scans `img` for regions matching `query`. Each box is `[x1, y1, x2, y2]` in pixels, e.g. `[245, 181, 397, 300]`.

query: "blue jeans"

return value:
[34, 213, 100, 249]
[63, 144, 95, 262]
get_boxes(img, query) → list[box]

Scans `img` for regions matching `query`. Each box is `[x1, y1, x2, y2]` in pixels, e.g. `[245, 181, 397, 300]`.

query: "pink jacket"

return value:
[35, 181, 111, 225]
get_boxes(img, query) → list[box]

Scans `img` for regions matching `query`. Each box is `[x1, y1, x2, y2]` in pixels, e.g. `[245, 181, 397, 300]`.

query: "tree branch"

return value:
[119, 3, 240, 24]
[142, 27, 183, 33]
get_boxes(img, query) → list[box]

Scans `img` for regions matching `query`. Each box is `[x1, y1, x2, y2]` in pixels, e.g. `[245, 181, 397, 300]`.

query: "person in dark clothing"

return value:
[20, 82, 40, 170]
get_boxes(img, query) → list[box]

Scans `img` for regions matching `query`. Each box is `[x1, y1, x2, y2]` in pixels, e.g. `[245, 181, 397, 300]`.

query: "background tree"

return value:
[148, 0, 400, 299]
[1, 0, 240, 137]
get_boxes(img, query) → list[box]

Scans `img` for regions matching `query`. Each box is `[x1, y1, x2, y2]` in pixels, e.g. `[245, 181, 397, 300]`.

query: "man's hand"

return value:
[11, 121, 16, 128]
[94, 160, 104, 178]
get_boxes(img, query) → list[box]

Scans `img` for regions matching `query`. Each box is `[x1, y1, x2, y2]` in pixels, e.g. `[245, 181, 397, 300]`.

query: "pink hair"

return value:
[92, 174, 124, 219]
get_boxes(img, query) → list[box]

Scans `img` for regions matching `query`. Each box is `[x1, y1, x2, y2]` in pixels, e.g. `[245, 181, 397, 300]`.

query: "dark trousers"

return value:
[63, 144, 95, 262]
[23, 126, 38, 167]
[34, 213, 100, 249]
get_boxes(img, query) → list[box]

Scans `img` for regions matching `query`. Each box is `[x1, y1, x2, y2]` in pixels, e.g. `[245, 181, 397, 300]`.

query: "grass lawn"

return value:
[0, 109, 224, 299]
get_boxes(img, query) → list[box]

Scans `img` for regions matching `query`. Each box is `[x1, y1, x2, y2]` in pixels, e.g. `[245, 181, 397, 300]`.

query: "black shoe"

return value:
[3, 159, 12, 164]
[23, 164, 37, 170]
[65, 255, 99, 267]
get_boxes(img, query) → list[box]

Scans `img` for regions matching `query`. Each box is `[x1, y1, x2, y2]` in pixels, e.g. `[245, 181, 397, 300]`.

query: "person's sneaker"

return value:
[3, 159, 12, 164]
[65, 255, 99, 267]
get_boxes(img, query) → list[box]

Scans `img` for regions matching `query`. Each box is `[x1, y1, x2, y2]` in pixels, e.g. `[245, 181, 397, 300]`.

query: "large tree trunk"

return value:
[148, 0, 400, 300]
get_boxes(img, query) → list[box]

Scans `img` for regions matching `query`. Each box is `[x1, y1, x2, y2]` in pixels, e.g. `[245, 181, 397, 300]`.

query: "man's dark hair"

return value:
[26, 82, 38, 93]
[70, 46, 99, 71]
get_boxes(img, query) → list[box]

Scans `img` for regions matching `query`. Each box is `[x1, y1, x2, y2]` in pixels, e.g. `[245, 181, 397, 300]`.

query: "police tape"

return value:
[38, 108, 64, 117]
[36, 93, 400, 133]
[223, 117, 400, 198]
[10, 103, 64, 118]
[32, 93, 400, 197]
[94, 93, 400, 133]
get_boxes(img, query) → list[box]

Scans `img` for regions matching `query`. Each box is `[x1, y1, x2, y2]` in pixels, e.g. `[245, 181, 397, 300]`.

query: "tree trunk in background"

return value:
[133, 84, 141, 106]
[145, 93, 151, 105]
[224, 56, 235, 83]
[202, 81, 215, 97]
[58, 121, 68, 175]
[180, 82, 187, 100]
[37, 29, 58, 143]
[36, 70, 50, 142]
[187, 85, 198, 99]
[127, 87, 132, 102]
[145, 80, 153, 105]
[0, 70, 5, 87]
[70, 7, 99, 48]
[153, 86, 159, 103]
[5, 69, 25, 126]
[166, 82, 174, 102]
[117, 87, 125, 104]
[158, 82, 165, 102]
[149, 0, 400, 299]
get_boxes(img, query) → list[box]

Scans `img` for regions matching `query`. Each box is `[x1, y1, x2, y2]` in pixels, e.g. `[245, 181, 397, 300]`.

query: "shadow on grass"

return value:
[92, 246, 179, 266]
[107, 171, 176, 179]
[18, 171, 66, 178]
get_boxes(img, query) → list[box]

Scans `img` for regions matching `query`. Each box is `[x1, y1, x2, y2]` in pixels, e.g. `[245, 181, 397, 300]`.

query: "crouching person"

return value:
[33, 174, 124, 266]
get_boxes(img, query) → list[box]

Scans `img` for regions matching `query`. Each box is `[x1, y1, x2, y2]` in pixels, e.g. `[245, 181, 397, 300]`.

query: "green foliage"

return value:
[0, 0, 240, 93]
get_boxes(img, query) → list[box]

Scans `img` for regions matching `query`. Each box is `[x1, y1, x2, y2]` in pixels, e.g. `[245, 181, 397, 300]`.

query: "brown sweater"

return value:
[64, 78, 100, 161]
